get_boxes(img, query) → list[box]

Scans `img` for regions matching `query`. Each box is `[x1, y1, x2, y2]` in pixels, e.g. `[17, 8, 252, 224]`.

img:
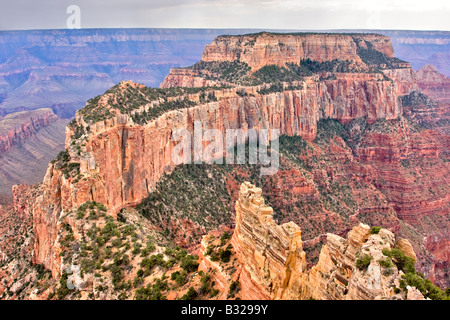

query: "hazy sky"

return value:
[0, 0, 449, 31]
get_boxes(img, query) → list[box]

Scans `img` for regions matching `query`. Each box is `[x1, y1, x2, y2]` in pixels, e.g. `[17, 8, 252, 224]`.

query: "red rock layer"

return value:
[416, 64, 450, 103]
[355, 121, 449, 223]
[0, 108, 60, 155]
[201, 33, 394, 71]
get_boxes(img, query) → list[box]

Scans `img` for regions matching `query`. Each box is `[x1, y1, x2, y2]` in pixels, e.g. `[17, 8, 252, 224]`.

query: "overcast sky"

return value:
[0, 0, 449, 31]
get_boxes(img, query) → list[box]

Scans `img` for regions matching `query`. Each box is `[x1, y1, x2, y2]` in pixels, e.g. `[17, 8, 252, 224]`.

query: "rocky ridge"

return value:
[200, 33, 395, 71]
[225, 182, 431, 300]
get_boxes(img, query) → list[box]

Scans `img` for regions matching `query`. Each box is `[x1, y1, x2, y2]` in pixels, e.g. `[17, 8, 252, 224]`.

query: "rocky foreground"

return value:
[228, 182, 424, 300]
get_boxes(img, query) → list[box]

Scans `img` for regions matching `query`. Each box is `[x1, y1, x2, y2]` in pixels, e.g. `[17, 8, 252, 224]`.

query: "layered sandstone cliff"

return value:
[0, 109, 68, 195]
[31, 74, 404, 277]
[416, 64, 450, 103]
[201, 33, 394, 71]
[229, 182, 424, 300]
[231, 182, 307, 299]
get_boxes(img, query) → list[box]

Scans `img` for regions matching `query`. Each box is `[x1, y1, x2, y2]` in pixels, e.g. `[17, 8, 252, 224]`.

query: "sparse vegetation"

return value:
[356, 254, 373, 271]
[51, 150, 81, 179]
[381, 248, 449, 300]
[354, 38, 408, 69]
[181, 287, 198, 300]
[228, 280, 240, 298]
[370, 226, 382, 234]
[136, 164, 233, 240]
[72, 82, 229, 126]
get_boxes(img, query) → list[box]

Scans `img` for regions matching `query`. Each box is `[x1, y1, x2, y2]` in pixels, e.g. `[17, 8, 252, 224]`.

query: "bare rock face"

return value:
[201, 33, 393, 71]
[230, 182, 423, 300]
[7, 33, 446, 295]
[416, 64, 450, 103]
[383, 68, 418, 95]
[161, 68, 222, 88]
[231, 181, 307, 299]
[395, 238, 417, 262]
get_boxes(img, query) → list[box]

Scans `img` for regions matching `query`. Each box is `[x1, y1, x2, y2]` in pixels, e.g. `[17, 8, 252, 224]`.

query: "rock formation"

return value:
[229, 182, 425, 300]
[200, 33, 394, 71]
[416, 64, 450, 103]
[0, 108, 59, 155]
[31, 71, 405, 276]
[231, 182, 307, 299]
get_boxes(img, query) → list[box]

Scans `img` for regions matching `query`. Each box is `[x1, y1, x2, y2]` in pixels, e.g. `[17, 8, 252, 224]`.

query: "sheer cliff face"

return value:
[229, 182, 422, 300]
[201, 33, 394, 71]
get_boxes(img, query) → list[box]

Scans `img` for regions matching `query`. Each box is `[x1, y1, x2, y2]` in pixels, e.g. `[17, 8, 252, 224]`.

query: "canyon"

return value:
[0, 29, 447, 197]
[0, 31, 448, 300]
[0, 109, 68, 194]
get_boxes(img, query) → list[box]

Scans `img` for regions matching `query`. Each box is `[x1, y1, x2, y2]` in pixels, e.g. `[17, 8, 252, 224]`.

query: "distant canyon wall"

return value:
[201, 33, 394, 71]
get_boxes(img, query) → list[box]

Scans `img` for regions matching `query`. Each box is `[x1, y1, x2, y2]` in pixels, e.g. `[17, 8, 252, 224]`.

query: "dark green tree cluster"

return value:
[382, 248, 449, 300]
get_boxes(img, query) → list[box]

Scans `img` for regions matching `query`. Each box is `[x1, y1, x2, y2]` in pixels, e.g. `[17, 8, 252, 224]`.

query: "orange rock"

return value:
[230, 181, 424, 300]
[200, 33, 393, 71]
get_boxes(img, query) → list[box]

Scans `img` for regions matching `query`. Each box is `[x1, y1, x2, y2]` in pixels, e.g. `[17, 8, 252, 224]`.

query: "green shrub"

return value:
[370, 226, 382, 234]
[199, 273, 211, 295]
[117, 212, 126, 223]
[220, 232, 231, 246]
[378, 257, 394, 269]
[219, 248, 232, 263]
[182, 287, 198, 300]
[229, 280, 240, 295]
[210, 289, 220, 298]
[180, 255, 199, 273]
[171, 270, 188, 287]
[135, 282, 167, 300]
[384, 248, 415, 274]
[402, 272, 448, 300]
[356, 254, 373, 271]
[141, 253, 166, 272]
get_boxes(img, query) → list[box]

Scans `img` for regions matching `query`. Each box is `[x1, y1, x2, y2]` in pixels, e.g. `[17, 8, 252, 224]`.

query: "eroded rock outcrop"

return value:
[231, 182, 307, 299]
[230, 182, 424, 300]
[31, 73, 404, 276]
[416, 64, 450, 103]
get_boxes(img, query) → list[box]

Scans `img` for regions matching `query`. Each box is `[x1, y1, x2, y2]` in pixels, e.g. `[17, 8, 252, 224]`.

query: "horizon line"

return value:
[0, 27, 449, 33]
